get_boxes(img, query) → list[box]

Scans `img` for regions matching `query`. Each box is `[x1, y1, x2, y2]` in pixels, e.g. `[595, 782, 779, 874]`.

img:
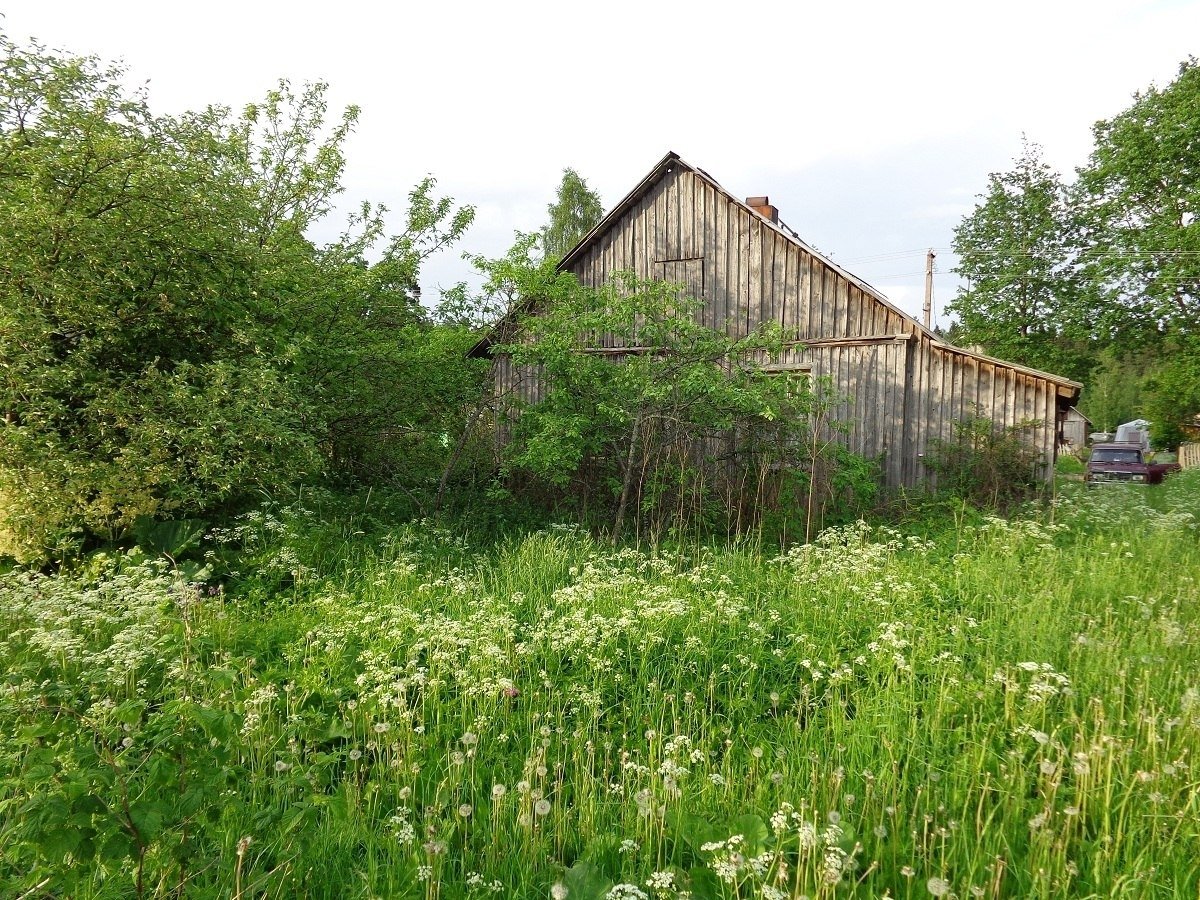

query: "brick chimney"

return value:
[745, 195, 778, 224]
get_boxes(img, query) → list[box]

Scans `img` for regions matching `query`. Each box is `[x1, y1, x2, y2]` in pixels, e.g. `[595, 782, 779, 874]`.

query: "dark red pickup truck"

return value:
[1085, 443, 1180, 485]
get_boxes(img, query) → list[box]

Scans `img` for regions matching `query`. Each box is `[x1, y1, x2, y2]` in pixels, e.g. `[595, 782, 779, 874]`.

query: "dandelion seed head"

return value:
[927, 876, 952, 897]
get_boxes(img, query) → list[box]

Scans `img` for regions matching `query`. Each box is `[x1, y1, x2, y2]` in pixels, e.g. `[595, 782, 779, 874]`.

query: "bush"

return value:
[926, 412, 1046, 511]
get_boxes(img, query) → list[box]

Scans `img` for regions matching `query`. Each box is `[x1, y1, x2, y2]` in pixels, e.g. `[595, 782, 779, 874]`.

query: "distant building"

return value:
[1062, 407, 1092, 452]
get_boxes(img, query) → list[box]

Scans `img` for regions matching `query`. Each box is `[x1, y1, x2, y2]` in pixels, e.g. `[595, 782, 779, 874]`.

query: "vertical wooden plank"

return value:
[780, 234, 794, 332]
[904, 340, 919, 484]
[943, 349, 956, 442]
[880, 342, 893, 479]
[1041, 384, 1052, 478]
[865, 343, 881, 460]
[735, 208, 748, 338]
[640, 193, 652, 280]
[761, 230, 776, 328]
[811, 263, 824, 338]
[859, 343, 874, 458]
[887, 341, 901, 471]
[930, 346, 945, 450]
[838, 279, 851, 337]
[655, 184, 666, 270]
[798, 251, 811, 339]
[1046, 383, 1057, 477]
[889, 341, 904, 477]
[677, 171, 691, 261]
[824, 267, 838, 339]
[712, 187, 727, 332]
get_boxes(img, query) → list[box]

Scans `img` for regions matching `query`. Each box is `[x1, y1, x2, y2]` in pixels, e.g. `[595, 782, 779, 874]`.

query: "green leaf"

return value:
[562, 860, 612, 900]
[730, 813, 768, 854]
[672, 810, 721, 853]
[685, 866, 723, 900]
[129, 801, 166, 841]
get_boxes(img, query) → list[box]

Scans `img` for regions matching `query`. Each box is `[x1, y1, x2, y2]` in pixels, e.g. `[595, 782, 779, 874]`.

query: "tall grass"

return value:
[2, 476, 1199, 898]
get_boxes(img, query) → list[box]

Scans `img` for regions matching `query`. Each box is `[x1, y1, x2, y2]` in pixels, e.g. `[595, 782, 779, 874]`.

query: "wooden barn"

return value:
[474, 152, 1082, 489]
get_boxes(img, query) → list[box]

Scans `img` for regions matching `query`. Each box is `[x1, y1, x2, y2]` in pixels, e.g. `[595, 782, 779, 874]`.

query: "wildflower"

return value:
[236, 835, 253, 857]
[492, 783, 508, 800]
[551, 884, 569, 900]
[461, 732, 479, 746]
[901, 866, 916, 877]
[927, 876, 952, 897]
[373, 722, 390, 734]
[458, 804, 473, 818]
[646, 871, 675, 890]
[534, 799, 551, 816]
[274, 760, 290, 773]
[822, 846, 847, 884]
[349, 749, 363, 761]
[606, 885, 648, 900]
[619, 838, 639, 854]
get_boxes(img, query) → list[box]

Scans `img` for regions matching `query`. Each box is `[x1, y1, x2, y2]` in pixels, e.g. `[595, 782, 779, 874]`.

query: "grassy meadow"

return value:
[3, 476, 1200, 899]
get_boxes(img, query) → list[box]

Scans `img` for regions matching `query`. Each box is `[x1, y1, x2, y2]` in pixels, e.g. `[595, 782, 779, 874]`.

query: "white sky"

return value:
[4, 0, 1198, 325]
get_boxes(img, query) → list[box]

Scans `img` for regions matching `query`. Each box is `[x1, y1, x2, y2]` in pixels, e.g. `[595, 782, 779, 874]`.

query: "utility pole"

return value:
[923, 249, 936, 330]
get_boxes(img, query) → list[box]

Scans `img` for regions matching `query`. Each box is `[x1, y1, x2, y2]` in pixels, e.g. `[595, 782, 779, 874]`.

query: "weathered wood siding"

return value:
[565, 168, 913, 343]
[1061, 408, 1090, 450]
[904, 341, 1063, 485]
[494, 162, 1077, 489]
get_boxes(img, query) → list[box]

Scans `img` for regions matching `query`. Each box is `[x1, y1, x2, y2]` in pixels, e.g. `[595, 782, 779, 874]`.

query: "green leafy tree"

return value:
[1074, 58, 1200, 342]
[0, 35, 474, 559]
[1077, 346, 1146, 435]
[539, 167, 603, 262]
[948, 139, 1089, 379]
[1071, 59, 1200, 445]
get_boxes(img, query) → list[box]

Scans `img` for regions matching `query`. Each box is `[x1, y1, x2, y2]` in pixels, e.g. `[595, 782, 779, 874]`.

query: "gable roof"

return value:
[471, 151, 1082, 395]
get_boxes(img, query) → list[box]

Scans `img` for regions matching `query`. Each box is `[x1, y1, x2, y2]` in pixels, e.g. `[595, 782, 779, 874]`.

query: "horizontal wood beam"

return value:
[580, 345, 660, 356]
[786, 333, 913, 349]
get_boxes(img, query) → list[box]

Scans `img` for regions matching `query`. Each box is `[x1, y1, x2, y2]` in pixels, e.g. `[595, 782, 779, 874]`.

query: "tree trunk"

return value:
[434, 393, 493, 514]
[611, 405, 645, 545]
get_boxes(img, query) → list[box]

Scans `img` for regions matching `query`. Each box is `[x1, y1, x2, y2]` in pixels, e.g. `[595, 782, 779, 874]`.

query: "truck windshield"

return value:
[1092, 449, 1141, 463]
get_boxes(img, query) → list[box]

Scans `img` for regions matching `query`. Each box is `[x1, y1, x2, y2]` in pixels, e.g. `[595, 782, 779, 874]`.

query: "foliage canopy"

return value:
[951, 60, 1200, 445]
[0, 34, 477, 559]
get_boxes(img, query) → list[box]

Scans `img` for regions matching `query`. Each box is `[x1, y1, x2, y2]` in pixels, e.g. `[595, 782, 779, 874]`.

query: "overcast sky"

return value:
[4, 0, 1198, 325]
